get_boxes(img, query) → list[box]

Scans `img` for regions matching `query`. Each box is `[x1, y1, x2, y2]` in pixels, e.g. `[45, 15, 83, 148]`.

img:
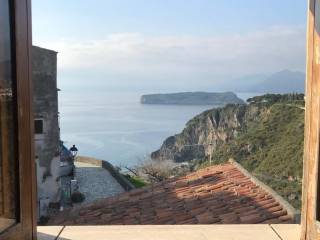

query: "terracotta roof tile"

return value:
[240, 213, 266, 224]
[50, 163, 295, 225]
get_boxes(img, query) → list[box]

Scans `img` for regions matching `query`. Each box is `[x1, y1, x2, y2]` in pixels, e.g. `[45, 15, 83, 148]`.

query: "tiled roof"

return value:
[50, 163, 294, 225]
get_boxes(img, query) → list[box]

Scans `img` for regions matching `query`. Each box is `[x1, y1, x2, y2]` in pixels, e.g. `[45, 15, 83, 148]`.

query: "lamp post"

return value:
[68, 144, 78, 201]
[69, 145, 78, 159]
[69, 144, 78, 181]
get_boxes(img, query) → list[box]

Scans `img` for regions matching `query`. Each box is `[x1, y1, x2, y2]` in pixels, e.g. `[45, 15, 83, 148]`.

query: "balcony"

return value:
[38, 224, 300, 240]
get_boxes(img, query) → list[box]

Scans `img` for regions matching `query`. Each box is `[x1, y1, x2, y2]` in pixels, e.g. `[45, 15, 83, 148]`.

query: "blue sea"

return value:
[59, 91, 260, 167]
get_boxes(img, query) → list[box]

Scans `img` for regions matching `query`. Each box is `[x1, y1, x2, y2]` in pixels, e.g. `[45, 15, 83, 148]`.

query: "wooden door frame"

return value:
[301, 0, 320, 239]
[0, 0, 36, 239]
[0, 1, 317, 240]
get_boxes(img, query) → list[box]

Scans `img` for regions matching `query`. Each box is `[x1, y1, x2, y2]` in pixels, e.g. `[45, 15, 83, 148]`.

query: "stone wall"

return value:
[32, 46, 60, 218]
[76, 156, 135, 191]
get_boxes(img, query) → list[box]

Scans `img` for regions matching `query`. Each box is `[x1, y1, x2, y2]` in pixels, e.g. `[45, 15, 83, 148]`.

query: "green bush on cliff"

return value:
[209, 101, 304, 208]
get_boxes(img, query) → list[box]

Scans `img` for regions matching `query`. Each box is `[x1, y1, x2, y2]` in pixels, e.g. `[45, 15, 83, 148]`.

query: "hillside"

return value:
[152, 94, 305, 208]
[141, 92, 245, 105]
[248, 70, 305, 93]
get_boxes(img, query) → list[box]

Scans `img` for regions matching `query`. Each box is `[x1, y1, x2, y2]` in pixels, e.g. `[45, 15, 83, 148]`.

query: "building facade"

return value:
[32, 46, 61, 219]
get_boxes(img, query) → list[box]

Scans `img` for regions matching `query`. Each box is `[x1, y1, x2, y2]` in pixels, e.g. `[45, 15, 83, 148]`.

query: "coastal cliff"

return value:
[152, 94, 305, 207]
[151, 103, 259, 162]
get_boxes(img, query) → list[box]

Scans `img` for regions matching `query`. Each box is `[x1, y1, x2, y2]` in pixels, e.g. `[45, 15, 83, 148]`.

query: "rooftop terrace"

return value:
[38, 224, 300, 240]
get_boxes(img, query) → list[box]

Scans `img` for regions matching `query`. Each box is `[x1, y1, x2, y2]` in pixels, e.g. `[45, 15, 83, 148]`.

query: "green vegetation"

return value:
[71, 191, 86, 203]
[199, 95, 305, 209]
[124, 175, 148, 188]
[247, 93, 304, 105]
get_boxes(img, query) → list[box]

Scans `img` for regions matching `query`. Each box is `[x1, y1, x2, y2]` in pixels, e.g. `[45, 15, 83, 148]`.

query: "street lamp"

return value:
[69, 145, 78, 179]
[69, 145, 78, 158]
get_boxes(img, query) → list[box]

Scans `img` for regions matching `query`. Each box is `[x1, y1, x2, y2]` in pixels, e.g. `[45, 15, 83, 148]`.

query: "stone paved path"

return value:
[74, 161, 125, 205]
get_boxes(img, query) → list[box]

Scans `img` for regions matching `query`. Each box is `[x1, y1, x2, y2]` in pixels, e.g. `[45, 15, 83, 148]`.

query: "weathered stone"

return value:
[33, 46, 61, 219]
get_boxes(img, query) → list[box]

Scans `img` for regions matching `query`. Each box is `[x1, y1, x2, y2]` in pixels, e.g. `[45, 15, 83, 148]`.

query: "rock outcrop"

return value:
[151, 104, 262, 162]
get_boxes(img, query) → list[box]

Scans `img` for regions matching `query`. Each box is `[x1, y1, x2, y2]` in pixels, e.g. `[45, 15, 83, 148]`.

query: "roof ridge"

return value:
[228, 159, 300, 223]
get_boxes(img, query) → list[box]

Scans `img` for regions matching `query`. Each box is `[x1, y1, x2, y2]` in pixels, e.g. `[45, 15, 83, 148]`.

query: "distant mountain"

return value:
[141, 92, 245, 106]
[248, 70, 305, 94]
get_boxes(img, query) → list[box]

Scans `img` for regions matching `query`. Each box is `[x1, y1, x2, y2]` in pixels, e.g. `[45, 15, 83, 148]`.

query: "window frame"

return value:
[300, 0, 320, 239]
[0, 0, 317, 239]
[34, 119, 44, 135]
[0, 0, 36, 239]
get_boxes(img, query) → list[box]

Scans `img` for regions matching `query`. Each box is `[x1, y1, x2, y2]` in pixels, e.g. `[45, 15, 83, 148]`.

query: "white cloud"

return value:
[36, 25, 306, 90]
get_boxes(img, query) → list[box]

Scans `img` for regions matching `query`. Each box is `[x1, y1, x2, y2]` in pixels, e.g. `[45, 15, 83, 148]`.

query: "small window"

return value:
[34, 119, 44, 134]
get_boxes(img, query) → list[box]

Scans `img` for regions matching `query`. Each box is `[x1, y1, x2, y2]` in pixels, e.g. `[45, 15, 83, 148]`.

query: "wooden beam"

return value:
[301, 0, 320, 239]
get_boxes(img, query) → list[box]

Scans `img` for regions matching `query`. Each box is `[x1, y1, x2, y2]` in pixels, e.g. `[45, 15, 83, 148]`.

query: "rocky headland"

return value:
[141, 92, 245, 105]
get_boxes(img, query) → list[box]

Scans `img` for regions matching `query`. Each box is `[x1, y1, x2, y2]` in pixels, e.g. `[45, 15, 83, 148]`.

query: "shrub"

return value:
[71, 191, 85, 203]
[125, 175, 147, 188]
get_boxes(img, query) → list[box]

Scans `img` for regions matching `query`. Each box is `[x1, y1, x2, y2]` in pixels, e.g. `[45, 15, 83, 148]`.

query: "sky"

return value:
[32, 0, 308, 93]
